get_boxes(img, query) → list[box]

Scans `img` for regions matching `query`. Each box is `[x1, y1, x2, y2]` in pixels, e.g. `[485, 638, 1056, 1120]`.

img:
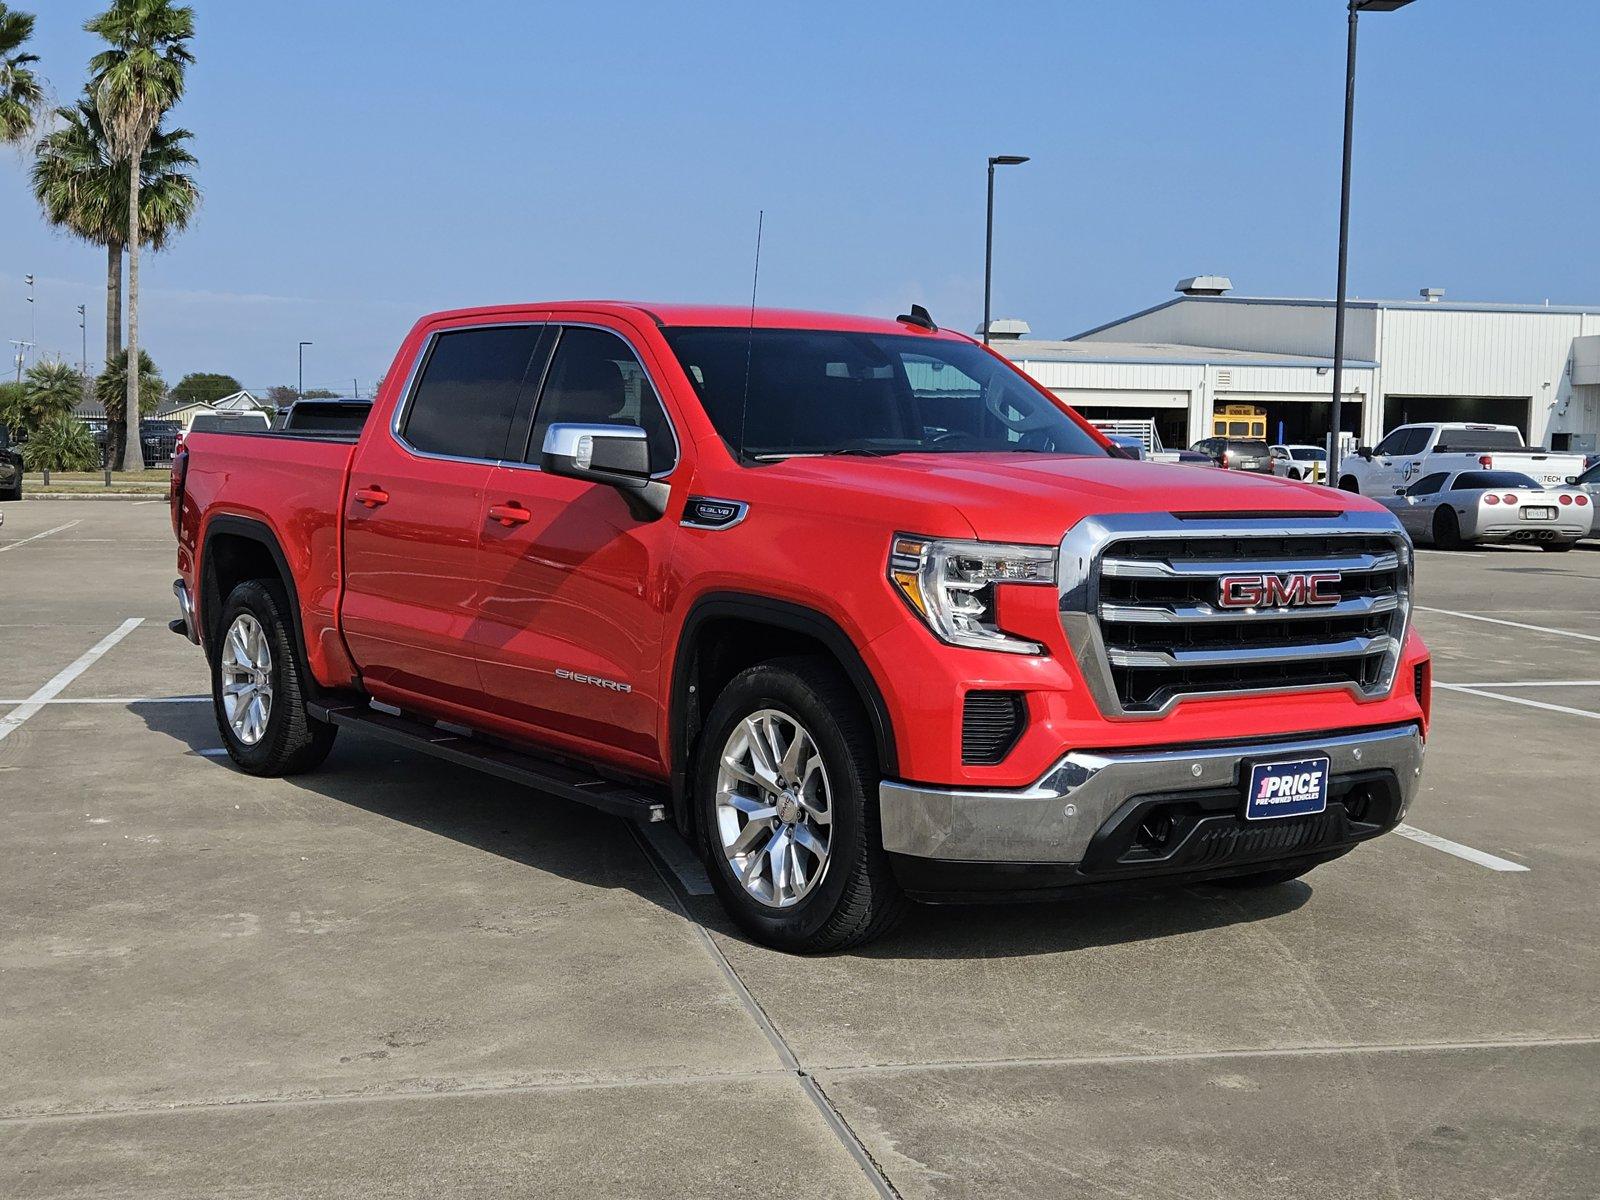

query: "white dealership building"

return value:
[992, 278, 1600, 457]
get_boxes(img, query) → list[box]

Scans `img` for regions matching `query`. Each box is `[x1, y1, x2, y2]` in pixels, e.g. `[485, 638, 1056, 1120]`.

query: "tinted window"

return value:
[1435, 428, 1526, 452]
[1405, 473, 1449, 496]
[1580, 461, 1600, 485]
[1453, 471, 1539, 490]
[662, 327, 1104, 460]
[527, 326, 675, 471]
[1374, 428, 1411, 456]
[1291, 447, 1326, 461]
[1227, 440, 1269, 455]
[403, 325, 543, 460]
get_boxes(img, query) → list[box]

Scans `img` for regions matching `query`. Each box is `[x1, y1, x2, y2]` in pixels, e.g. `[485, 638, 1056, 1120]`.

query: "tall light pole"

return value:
[1328, 0, 1416, 480]
[25, 274, 35, 345]
[78, 305, 87, 380]
[298, 341, 313, 401]
[983, 155, 1030, 345]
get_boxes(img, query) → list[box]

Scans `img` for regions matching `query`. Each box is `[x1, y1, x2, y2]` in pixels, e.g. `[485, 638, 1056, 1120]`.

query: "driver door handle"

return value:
[488, 502, 532, 527]
[354, 485, 389, 508]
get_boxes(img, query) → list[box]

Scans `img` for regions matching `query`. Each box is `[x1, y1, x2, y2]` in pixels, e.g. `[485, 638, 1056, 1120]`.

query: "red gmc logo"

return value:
[1217, 572, 1342, 610]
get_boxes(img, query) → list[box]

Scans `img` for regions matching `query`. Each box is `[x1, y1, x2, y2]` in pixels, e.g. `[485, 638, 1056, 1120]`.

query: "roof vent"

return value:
[1420, 287, 1445, 302]
[975, 318, 1031, 341]
[1176, 275, 1232, 296]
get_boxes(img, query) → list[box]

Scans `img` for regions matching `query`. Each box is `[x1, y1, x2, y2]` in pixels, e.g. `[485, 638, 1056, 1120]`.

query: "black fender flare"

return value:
[199, 514, 318, 695]
[669, 592, 900, 812]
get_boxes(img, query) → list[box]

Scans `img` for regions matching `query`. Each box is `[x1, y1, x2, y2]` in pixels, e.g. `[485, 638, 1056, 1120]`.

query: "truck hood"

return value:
[761, 453, 1375, 543]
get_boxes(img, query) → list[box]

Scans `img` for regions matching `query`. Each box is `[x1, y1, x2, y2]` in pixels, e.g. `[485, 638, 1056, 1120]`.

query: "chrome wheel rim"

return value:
[715, 709, 833, 908]
[220, 613, 273, 746]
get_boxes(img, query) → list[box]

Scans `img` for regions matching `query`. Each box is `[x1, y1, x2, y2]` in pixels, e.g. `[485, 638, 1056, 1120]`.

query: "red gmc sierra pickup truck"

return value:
[171, 301, 1432, 951]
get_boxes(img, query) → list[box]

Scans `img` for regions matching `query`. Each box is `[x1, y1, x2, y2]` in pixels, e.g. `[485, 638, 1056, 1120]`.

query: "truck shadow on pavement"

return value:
[138, 702, 1311, 962]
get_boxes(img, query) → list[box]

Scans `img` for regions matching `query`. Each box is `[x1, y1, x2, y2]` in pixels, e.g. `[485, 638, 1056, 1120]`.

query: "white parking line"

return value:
[0, 619, 144, 744]
[1394, 824, 1530, 872]
[0, 696, 208, 705]
[1443, 680, 1600, 689]
[1414, 606, 1600, 643]
[0, 520, 82, 553]
[1436, 683, 1600, 721]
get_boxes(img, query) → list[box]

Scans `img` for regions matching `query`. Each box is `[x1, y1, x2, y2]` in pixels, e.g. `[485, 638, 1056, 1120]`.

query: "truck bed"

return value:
[180, 430, 359, 684]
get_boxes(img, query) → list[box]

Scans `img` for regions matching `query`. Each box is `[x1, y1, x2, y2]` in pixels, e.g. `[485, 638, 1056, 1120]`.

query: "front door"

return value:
[340, 321, 547, 712]
[469, 322, 684, 768]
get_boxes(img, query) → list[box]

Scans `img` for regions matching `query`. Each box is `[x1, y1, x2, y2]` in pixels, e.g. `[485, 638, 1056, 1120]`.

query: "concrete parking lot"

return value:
[1, 500, 1596, 1199]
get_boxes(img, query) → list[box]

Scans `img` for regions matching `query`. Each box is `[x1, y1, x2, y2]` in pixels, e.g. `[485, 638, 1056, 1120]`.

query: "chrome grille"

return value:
[1059, 513, 1411, 717]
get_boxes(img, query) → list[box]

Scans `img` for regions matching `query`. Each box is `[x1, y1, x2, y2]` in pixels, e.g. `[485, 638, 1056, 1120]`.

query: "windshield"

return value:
[1454, 471, 1540, 490]
[661, 327, 1106, 460]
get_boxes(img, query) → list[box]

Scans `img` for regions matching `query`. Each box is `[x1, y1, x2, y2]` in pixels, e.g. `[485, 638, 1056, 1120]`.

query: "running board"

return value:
[307, 701, 668, 824]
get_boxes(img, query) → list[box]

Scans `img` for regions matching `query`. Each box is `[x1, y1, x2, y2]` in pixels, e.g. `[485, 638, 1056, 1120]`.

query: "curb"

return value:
[18, 492, 165, 501]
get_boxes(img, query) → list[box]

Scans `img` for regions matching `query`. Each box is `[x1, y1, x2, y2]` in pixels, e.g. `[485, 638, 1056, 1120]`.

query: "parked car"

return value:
[1270, 443, 1327, 483]
[1339, 423, 1586, 497]
[1090, 418, 1186, 464]
[278, 398, 373, 435]
[1377, 468, 1593, 551]
[171, 301, 1431, 952]
[175, 410, 272, 456]
[1190, 436, 1273, 473]
[0, 423, 22, 500]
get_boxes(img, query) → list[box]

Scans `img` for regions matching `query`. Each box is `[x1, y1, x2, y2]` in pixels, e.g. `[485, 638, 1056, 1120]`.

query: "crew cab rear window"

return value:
[401, 325, 544, 460]
[1435, 429, 1526, 452]
[526, 326, 676, 471]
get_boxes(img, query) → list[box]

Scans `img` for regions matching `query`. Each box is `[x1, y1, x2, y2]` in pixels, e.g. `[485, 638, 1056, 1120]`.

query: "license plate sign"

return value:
[1244, 756, 1330, 821]
[1522, 507, 1556, 520]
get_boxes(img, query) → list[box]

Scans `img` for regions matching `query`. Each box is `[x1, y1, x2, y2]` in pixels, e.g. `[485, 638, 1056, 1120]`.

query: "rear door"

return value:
[469, 320, 684, 766]
[340, 321, 547, 711]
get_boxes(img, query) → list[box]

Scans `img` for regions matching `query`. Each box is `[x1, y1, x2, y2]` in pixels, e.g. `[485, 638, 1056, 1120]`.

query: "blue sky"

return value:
[3, 0, 1598, 394]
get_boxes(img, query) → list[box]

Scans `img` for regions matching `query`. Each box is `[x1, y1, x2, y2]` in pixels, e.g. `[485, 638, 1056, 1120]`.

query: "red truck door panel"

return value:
[470, 324, 681, 762]
[340, 323, 548, 709]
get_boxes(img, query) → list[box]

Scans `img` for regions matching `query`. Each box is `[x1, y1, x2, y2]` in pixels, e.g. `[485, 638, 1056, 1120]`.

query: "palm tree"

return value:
[31, 99, 199, 375]
[85, 0, 194, 471]
[20, 358, 86, 431]
[0, 4, 43, 145]
[94, 347, 162, 466]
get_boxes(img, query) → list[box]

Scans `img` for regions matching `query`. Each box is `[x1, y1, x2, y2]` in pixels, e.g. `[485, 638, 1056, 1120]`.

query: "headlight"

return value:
[889, 535, 1056, 654]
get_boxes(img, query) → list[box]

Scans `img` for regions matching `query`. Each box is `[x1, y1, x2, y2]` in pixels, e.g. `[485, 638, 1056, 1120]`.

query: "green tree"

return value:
[85, 0, 195, 471]
[23, 413, 100, 472]
[0, 380, 25, 435]
[0, 4, 43, 144]
[264, 385, 298, 408]
[17, 359, 86, 433]
[31, 98, 199, 368]
[300, 388, 339, 400]
[94, 348, 162, 466]
[170, 372, 240, 407]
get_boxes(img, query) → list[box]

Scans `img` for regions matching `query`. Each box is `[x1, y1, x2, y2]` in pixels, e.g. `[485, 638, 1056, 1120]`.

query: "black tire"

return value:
[1, 486, 19, 502]
[1432, 507, 1465, 550]
[694, 656, 908, 953]
[210, 579, 336, 776]
[1540, 541, 1574, 552]
[1339, 476, 1360, 493]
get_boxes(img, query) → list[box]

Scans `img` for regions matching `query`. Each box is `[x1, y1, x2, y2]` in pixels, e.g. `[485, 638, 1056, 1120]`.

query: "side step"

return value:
[307, 701, 668, 824]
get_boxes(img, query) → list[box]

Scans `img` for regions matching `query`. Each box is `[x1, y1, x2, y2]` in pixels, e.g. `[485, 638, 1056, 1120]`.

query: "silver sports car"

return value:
[1379, 469, 1593, 551]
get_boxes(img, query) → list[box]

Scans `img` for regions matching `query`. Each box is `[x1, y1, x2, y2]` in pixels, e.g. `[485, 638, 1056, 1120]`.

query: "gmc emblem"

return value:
[1217, 572, 1342, 610]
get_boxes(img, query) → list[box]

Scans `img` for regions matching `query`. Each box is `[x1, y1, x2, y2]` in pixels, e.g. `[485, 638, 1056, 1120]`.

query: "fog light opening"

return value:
[1136, 811, 1176, 852]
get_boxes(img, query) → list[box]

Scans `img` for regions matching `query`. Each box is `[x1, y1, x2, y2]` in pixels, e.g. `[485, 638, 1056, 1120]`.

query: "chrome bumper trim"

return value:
[879, 723, 1424, 864]
[172, 578, 199, 644]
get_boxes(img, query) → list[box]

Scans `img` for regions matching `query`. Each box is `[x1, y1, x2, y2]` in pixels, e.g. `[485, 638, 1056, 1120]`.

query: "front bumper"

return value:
[880, 723, 1423, 892]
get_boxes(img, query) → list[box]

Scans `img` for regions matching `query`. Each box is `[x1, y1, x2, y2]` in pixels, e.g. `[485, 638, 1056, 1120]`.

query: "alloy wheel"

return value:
[220, 613, 274, 746]
[714, 709, 833, 908]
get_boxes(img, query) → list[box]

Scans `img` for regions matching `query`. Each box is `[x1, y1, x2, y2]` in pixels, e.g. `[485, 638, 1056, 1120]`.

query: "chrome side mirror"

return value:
[540, 423, 667, 519]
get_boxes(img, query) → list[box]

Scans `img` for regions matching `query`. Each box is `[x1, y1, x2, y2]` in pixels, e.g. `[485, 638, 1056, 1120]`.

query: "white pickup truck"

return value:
[1338, 422, 1587, 497]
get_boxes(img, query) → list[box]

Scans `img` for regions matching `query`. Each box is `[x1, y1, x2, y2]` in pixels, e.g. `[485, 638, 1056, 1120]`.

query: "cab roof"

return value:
[419, 301, 969, 339]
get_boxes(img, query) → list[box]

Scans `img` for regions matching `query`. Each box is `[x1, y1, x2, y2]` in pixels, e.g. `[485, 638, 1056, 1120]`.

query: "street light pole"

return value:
[298, 341, 313, 401]
[1328, 0, 1416, 482]
[78, 305, 87, 380]
[983, 155, 1030, 345]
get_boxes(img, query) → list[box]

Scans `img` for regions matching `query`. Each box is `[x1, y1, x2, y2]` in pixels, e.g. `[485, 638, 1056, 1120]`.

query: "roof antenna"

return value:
[896, 303, 937, 332]
[736, 209, 764, 463]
